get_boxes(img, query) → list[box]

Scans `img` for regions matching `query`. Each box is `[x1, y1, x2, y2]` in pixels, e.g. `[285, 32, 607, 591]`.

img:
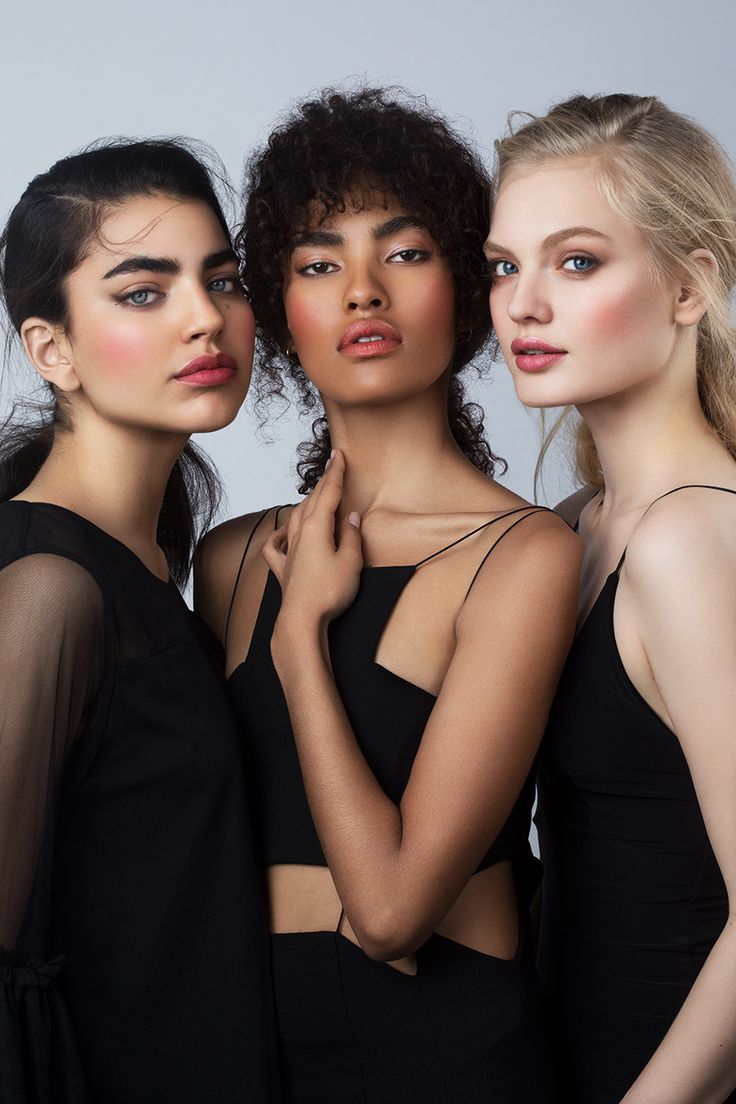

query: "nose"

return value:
[343, 260, 388, 313]
[181, 282, 225, 343]
[505, 270, 552, 326]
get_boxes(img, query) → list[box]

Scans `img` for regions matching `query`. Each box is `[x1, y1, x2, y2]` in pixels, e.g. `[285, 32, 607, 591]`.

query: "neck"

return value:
[579, 368, 723, 515]
[323, 380, 468, 517]
[24, 416, 188, 573]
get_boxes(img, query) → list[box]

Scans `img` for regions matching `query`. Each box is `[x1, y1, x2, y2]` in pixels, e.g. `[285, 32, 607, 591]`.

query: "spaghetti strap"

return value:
[274, 504, 291, 529]
[464, 509, 549, 601]
[223, 507, 275, 650]
[616, 484, 736, 573]
[573, 490, 602, 533]
[414, 507, 539, 569]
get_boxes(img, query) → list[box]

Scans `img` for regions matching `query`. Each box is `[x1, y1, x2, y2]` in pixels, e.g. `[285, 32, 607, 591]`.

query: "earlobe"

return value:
[673, 248, 719, 327]
[20, 318, 81, 392]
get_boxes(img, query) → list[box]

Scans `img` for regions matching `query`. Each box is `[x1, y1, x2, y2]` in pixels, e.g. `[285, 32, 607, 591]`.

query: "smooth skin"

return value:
[489, 158, 736, 1104]
[16, 194, 254, 577]
[197, 198, 581, 968]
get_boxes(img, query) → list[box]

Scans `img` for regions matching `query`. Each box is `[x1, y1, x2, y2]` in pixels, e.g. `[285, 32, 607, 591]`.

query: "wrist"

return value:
[271, 610, 330, 673]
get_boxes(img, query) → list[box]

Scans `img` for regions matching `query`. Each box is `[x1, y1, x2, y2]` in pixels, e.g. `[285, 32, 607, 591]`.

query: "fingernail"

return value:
[348, 511, 361, 528]
[325, 457, 332, 469]
[330, 448, 336, 460]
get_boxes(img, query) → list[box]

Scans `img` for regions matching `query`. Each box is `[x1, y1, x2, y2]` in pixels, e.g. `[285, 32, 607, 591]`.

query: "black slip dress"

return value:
[536, 485, 736, 1103]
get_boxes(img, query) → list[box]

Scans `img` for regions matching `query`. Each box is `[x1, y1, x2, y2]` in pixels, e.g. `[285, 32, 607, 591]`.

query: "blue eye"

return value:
[562, 255, 595, 273]
[491, 260, 518, 277]
[208, 275, 238, 293]
[123, 288, 157, 307]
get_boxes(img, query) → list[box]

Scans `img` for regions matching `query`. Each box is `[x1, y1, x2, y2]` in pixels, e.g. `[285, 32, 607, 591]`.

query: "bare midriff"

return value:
[267, 861, 518, 976]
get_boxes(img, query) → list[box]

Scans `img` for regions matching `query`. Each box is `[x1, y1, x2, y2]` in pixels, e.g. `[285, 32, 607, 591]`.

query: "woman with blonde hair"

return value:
[487, 93, 736, 1103]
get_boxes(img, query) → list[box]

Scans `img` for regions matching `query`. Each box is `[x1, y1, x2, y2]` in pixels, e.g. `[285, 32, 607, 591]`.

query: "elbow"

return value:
[352, 907, 428, 962]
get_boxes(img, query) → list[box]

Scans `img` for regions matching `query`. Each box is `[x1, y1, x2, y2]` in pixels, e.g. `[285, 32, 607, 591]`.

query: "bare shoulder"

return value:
[464, 507, 582, 607]
[625, 485, 736, 600]
[457, 507, 581, 661]
[554, 485, 599, 527]
[194, 506, 289, 640]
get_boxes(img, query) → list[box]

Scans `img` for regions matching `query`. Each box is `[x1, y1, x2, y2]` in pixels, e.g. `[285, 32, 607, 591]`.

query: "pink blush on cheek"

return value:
[92, 330, 151, 373]
[283, 295, 329, 345]
[582, 282, 661, 342]
[410, 280, 455, 331]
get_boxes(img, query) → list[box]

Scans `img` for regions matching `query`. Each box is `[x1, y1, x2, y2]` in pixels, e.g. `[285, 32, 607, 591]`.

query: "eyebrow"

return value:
[484, 226, 611, 258]
[292, 215, 429, 250]
[372, 215, 428, 240]
[292, 229, 343, 249]
[102, 247, 237, 280]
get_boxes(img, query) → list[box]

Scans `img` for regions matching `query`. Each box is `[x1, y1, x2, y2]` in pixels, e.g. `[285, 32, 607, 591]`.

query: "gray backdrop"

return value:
[2, 0, 734, 517]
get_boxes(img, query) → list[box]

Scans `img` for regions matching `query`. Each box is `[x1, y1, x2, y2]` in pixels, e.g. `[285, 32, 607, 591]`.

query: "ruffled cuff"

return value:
[0, 948, 90, 1103]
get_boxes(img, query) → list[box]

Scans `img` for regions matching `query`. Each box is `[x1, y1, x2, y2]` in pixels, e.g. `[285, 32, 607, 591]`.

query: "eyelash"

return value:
[388, 248, 430, 263]
[113, 275, 241, 307]
[487, 254, 598, 279]
[296, 247, 431, 277]
[561, 254, 597, 273]
[297, 261, 338, 277]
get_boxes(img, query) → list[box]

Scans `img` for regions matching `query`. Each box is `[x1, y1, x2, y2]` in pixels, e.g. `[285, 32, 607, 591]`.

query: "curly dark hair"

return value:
[238, 86, 506, 493]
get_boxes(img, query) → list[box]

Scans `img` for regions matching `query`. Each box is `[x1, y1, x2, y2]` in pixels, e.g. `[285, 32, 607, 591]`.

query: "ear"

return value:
[673, 248, 719, 327]
[20, 318, 81, 392]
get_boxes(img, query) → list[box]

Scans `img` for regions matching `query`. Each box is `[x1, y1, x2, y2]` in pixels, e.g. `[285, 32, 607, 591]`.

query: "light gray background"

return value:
[2, 0, 734, 517]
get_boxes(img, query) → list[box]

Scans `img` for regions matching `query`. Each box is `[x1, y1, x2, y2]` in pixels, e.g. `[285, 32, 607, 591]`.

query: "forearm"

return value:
[621, 917, 736, 1104]
[273, 621, 424, 957]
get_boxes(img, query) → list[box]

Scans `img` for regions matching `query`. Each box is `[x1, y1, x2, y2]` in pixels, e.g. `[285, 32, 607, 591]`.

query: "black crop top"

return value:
[227, 506, 544, 880]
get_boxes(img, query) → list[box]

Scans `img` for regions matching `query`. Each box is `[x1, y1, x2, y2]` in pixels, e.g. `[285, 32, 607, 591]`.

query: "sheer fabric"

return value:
[0, 502, 276, 1104]
[0, 555, 104, 949]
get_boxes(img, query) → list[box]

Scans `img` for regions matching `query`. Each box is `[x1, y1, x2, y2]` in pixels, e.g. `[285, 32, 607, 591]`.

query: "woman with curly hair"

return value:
[197, 87, 579, 1101]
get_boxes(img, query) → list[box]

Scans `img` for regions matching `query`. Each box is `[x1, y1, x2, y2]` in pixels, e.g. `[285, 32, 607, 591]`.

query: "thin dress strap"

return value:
[573, 489, 602, 533]
[464, 508, 549, 600]
[223, 506, 283, 650]
[616, 484, 736, 574]
[413, 507, 539, 569]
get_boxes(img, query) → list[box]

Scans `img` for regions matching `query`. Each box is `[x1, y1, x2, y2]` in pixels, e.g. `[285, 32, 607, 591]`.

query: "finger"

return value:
[303, 449, 343, 512]
[262, 529, 287, 582]
[337, 511, 363, 564]
[286, 505, 302, 543]
[305, 450, 345, 521]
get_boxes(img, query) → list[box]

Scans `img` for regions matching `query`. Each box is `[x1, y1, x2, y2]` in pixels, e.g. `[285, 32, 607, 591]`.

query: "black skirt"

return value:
[271, 926, 559, 1103]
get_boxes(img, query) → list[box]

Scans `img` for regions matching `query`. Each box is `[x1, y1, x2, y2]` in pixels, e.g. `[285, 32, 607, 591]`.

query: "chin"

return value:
[184, 409, 243, 434]
[511, 369, 597, 411]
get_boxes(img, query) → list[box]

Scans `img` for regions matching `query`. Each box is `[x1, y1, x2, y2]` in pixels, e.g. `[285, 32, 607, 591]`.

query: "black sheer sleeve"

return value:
[0, 553, 104, 1103]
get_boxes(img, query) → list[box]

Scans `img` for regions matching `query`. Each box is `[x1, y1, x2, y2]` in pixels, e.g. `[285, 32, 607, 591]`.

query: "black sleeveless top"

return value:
[227, 506, 544, 885]
[536, 486, 736, 1104]
[0, 502, 276, 1103]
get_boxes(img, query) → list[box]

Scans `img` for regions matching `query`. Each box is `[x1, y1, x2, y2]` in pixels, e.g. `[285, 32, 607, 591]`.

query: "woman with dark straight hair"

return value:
[0, 140, 276, 1102]
[197, 87, 580, 1101]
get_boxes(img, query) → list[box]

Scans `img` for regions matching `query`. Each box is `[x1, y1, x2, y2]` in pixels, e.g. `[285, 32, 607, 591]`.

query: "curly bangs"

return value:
[239, 86, 503, 491]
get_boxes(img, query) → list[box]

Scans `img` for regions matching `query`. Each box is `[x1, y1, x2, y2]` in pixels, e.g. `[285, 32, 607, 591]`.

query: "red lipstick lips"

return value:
[175, 352, 237, 386]
[338, 320, 402, 358]
[510, 338, 567, 373]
